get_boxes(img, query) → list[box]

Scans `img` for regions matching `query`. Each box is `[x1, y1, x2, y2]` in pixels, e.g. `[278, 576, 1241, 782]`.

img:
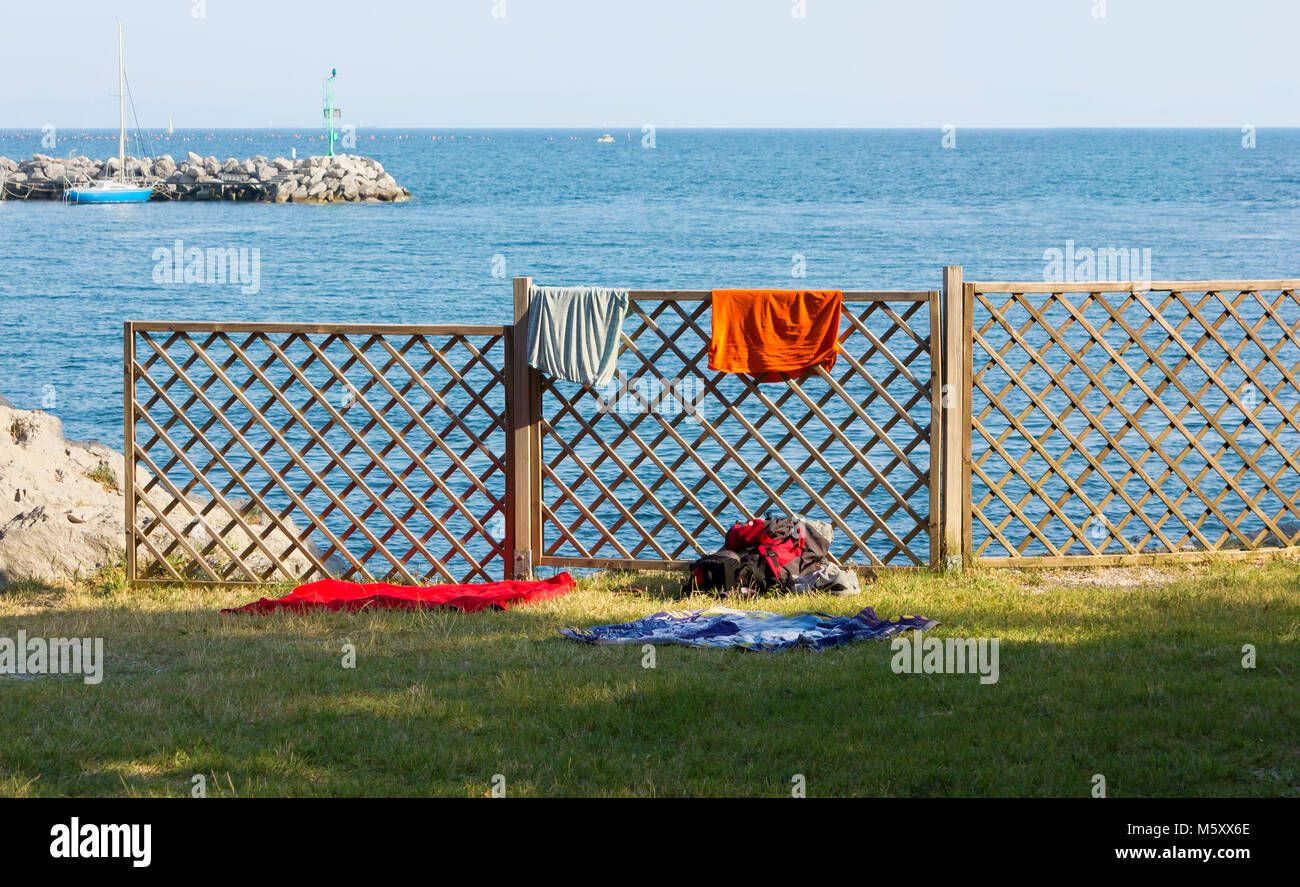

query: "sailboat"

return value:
[65, 22, 154, 204]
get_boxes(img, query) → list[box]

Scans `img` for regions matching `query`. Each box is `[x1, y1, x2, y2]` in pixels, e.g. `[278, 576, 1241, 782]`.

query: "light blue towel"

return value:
[526, 286, 629, 387]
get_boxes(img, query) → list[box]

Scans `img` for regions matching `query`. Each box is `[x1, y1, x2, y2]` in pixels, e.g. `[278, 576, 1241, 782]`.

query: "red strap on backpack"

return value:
[759, 529, 805, 579]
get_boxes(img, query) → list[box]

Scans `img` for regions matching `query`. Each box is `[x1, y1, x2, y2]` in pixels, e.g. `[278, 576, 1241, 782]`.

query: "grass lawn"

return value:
[1, 558, 1297, 797]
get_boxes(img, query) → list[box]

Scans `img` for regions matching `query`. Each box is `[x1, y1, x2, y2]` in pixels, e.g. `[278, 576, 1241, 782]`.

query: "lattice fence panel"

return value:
[126, 323, 509, 584]
[969, 284, 1300, 560]
[538, 293, 939, 568]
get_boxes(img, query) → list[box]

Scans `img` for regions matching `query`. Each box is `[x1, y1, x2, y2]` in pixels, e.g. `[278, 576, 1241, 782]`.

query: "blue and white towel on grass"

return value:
[559, 606, 939, 652]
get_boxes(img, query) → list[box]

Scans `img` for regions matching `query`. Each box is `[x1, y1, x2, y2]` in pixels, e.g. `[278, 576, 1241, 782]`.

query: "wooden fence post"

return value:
[941, 266, 967, 570]
[509, 277, 537, 579]
[962, 278, 974, 564]
[123, 321, 136, 585]
[928, 290, 941, 569]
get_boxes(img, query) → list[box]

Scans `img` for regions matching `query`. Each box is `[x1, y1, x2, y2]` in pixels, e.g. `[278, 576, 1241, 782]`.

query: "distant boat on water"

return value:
[597, 133, 615, 143]
[65, 22, 154, 204]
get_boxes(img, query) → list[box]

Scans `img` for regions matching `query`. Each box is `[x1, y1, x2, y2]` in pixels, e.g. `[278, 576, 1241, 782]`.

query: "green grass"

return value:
[0, 559, 1297, 797]
[82, 463, 119, 492]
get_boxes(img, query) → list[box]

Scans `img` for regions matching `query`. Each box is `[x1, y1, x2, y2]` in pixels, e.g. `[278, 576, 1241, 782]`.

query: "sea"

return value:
[1, 128, 1298, 565]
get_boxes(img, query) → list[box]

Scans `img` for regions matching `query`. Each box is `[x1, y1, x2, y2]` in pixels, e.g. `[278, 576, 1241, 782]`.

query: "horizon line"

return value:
[2, 124, 1298, 132]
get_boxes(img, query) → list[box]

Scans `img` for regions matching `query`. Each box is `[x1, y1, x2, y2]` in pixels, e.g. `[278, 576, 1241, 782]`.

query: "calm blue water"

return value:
[4, 127, 1298, 445]
[2, 128, 1298, 568]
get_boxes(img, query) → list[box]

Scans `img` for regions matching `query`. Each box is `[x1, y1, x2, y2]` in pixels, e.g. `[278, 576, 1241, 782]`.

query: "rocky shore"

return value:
[0, 152, 411, 203]
[0, 400, 339, 586]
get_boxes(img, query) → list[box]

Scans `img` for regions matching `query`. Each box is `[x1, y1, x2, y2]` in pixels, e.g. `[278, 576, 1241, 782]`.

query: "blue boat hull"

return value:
[65, 186, 153, 204]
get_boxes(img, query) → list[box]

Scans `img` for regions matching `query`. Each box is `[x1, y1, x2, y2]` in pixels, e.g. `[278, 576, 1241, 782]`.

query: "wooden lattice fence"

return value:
[125, 322, 510, 584]
[963, 279, 1300, 565]
[513, 281, 942, 572]
[123, 271, 1300, 585]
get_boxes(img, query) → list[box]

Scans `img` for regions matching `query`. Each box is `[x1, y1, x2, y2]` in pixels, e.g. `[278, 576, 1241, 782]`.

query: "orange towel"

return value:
[708, 289, 843, 382]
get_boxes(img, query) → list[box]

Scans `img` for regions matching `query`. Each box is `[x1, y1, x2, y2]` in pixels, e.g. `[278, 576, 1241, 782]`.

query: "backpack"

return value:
[686, 512, 826, 593]
[685, 549, 741, 594]
[684, 513, 834, 596]
[684, 548, 768, 595]
[754, 515, 805, 590]
[791, 516, 833, 577]
[725, 518, 767, 551]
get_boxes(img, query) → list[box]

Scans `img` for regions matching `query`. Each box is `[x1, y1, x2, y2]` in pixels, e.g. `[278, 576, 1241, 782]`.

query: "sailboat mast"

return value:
[118, 21, 125, 181]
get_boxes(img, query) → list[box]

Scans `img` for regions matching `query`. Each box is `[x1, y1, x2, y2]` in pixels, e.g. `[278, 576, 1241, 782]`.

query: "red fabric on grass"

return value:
[222, 572, 575, 614]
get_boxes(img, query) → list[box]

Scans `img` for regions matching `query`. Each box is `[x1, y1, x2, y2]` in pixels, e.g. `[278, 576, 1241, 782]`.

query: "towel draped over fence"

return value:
[708, 289, 843, 382]
[526, 285, 630, 387]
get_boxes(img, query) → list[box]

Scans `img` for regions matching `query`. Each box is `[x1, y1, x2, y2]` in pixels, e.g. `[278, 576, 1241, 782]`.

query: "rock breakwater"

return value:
[0, 152, 410, 203]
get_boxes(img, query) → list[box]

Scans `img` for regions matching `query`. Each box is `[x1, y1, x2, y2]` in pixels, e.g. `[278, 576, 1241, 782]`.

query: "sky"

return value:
[0, 0, 1295, 128]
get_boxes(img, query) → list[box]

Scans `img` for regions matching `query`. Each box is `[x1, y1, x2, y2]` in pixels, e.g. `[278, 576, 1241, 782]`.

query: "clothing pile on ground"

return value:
[559, 605, 937, 652]
[683, 513, 861, 598]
